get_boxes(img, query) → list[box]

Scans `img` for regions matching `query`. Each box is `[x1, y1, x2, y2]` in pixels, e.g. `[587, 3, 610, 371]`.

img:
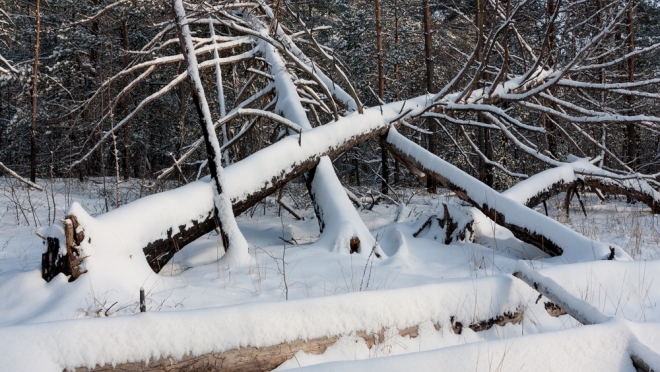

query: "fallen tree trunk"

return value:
[12, 275, 530, 371]
[69, 310, 524, 372]
[41, 96, 431, 281]
[501, 159, 660, 213]
[513, 262, 660, 372]
[383, 127, 627, 261]
[61, 277, 524, 372]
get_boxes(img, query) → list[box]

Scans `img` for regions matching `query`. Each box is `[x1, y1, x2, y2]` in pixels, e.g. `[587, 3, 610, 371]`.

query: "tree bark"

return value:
[423, 0, 437, 193]
[625, 1, 637, 170]
[375, 0, 389, 194]
[171, 0, 248, 263]
[121, 16, 131, 181]
[30, 0, 41, 183]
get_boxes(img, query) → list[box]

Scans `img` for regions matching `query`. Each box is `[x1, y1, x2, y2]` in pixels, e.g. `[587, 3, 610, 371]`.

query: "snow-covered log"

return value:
[513, 262, 660, 372]
[502, 158, 660, 213]
[383, 127, 629, 262]
[513, 262, 609, 325]
[40, 96, 434, 280]
[7, 276, 531, 371]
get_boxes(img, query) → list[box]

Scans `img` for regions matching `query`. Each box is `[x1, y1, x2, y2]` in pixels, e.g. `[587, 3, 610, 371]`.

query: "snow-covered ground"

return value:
[1, 176, 660, 371]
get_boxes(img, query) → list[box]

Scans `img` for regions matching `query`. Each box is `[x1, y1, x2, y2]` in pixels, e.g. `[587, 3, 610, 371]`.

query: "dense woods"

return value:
[2, 0, 659, 196]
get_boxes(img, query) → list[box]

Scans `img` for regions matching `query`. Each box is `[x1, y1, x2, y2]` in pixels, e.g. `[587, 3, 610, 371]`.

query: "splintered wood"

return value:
[41, 214, 86, 282]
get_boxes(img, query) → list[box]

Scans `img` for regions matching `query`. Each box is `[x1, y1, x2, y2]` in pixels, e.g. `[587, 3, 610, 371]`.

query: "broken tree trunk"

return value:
[383, 127, 626, 261]
[41, 215, 86, 282]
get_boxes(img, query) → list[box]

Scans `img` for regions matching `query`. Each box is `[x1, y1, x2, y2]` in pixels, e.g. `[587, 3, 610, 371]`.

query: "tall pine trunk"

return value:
[625, 0, 637, 169]
[375, 0, 389, 194]
[423, 0, 437, 193]
[30, 0, 41, 182]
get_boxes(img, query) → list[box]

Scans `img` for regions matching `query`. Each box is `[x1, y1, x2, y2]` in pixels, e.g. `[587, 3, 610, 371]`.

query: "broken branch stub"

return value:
[41, 215, 86, 282]
[412, 204, 474, 245]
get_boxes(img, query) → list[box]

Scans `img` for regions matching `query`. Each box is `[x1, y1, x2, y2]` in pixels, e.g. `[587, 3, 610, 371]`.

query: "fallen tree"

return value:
[513, 262, 660, 372]
[383, 127, 628, 261]
[40, 95, 430, 281]
[5, 276, 531, 371]
[43, 109, 638, 281]
[502, 158, 660, 213]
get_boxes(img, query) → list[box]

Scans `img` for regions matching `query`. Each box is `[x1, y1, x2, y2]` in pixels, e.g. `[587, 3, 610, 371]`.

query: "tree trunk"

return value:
[475, 0, 493, 187]
[171, 0, 249, 263]
[375, 0, 388, 194]
[423, 0, 437, 193]
[625, 1, 637, 170]
[30, 0, 41, 183]
[121, 16, 131, 181]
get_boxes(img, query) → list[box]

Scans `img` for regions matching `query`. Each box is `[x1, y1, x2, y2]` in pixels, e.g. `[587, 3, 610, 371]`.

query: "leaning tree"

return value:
[41, 0, 660, 282]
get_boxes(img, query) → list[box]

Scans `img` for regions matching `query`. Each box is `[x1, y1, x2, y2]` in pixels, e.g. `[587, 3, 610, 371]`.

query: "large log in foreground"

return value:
[69, 314, 524, 372]
[513, 262, 660, 372]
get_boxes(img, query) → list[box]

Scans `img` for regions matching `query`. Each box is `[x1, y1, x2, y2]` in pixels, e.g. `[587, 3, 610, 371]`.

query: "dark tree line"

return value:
[2, 0, 660, 198]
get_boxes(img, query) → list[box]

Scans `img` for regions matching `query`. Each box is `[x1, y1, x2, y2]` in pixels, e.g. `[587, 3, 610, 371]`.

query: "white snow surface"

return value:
[2, 177, 660, 371]
[0, 275, 533, 371]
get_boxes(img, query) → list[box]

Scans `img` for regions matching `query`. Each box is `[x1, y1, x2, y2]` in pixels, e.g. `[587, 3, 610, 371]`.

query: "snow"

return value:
[2, 177, 660, 371]
[291, 321, 660, 372]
